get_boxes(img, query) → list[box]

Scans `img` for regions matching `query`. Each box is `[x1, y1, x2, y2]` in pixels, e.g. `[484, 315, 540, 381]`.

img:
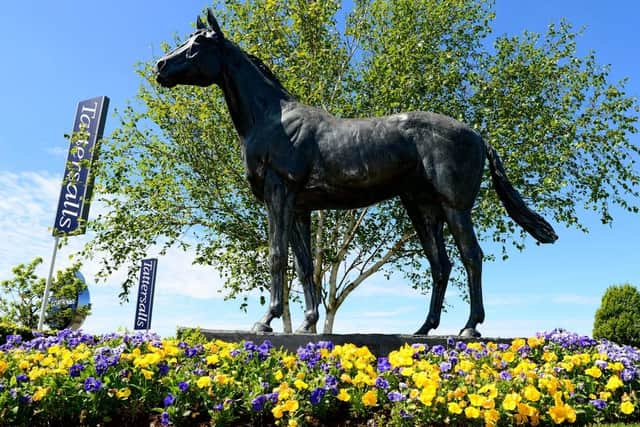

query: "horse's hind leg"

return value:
[401, 196, 452, 335]
[442, 206, 484, 337]
[252, 169, 296, 333]
[290, 211, 319, 333]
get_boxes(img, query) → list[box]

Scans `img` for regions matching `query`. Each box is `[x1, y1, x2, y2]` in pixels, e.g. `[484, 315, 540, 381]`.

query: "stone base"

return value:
[182, 328, 513, 356]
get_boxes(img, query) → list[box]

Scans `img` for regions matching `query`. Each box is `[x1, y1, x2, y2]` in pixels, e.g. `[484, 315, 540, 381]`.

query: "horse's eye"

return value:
[194, 34, 208, 44]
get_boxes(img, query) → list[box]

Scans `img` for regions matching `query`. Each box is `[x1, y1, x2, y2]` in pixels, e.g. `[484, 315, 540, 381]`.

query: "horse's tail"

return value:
[485, 140, 558, 243]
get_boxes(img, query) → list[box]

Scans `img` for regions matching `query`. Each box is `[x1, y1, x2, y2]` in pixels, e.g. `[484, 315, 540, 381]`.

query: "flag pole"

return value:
[38, 236, 60, 330]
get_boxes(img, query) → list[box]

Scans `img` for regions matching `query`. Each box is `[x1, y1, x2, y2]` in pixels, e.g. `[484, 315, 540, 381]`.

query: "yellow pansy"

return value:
[272, 405, 284, 419]
[362, 390, 378, 407]
[214, 374, 233, 385]
[606, 375, 623, 391]
[275, 383, 293, 400]
[448, 402, 463, 414]
[453, 386, 467, 399]
[288, 420, 298, 427]
[484, 409, 500, 427]
[388, 346, 414, 368]
[510, 338, 526, 352]
[283, 399, 299, 412]
[282, 355, 296, 369]
[467, 342, 484, 351]
[502, 393, 521, 411]
[599, 391, 612, 401]
[620, 401, 635, 415]
[502, 351, 516, 363]
[585, 366, 602, 378]
[116, 387, 131, 399]
[28, 367, 46, 381]
[274, 370, 284, 381]
[479, 383, 498, 399]
[141, 369, 154, 379]
[400, 367, 414, 377]
[206, 354, 219, 365]
[419, 385, 436, 406]
[0, 360, 7, 375]
[468, 393, 484, 407]
[609, 362, 624, 372]
[518, 402, 537, 417]
[456, 360, 475, 373]
[32, 387, 49, 402]
[40, 355, 55, 367]
[196, 376, 211, 388]
[294, 379, 308, 390]
[464, 406, 480, 419]
[527, 336, 544, 348]
[548, 404, 576, 424]
[523, 385, 542, 402]
[337, 388, 351, 402]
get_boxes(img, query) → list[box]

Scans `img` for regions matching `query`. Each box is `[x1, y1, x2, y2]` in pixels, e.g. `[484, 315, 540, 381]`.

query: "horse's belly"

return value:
[296, 188, 394, 210]
[297, 173, 419, 210]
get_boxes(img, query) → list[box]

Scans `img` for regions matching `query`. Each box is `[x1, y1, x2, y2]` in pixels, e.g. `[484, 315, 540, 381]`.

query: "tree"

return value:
[85, 0, 639, 333]
[593, 283, 640, 347]
[0, 258, 90, 330]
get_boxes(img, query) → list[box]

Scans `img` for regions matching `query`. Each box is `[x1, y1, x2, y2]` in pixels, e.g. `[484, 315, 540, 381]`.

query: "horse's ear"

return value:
[196, 15, 207, 30]
[207, 8, 224, 39]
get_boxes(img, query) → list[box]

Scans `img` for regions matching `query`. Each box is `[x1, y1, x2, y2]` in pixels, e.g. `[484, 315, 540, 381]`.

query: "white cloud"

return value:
[362, 307, 417, 318]
[485, 293, 599, 307]
[352, 282, 426, 298]
[0, 171, 61, 275]
[550, 294, 599, 305]
[0, 170, 226, 293]
[45, 145, 69, 158]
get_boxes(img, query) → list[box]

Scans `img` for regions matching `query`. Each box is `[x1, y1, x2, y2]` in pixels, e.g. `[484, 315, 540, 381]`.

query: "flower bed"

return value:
[0, 329, 638, 426]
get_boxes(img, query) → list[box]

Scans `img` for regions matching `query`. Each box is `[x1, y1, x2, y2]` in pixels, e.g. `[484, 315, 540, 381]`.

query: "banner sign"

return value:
[134, 258, 158, 330]
[53, 96, 109, 236]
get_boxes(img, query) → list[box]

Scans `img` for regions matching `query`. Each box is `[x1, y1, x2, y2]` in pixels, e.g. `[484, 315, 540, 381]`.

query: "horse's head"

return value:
[156, 9, 225, 88]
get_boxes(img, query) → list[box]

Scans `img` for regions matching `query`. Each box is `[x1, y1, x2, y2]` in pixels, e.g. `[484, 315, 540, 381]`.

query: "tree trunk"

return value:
[323, 306, 336, 334]
[281, 280, 292, 333]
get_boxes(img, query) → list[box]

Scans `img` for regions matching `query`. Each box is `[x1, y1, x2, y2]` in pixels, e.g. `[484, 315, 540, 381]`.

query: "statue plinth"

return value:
[183, 328, 513, 356]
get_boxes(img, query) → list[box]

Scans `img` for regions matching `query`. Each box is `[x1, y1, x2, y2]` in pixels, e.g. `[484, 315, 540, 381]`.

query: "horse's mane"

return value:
[246, 53, 295, 100]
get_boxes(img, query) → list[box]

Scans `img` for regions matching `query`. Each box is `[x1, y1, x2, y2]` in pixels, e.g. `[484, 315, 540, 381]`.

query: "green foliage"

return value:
[176, 327, 209, 345]
[85, 0, 639, 332]
[0, 322, 34, 344]
[0, 257, 90, 330]
[593, 283, 640, 347]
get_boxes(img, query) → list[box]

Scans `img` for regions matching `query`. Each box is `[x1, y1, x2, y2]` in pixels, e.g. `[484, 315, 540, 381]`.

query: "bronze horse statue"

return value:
[156, 10, 557, 337]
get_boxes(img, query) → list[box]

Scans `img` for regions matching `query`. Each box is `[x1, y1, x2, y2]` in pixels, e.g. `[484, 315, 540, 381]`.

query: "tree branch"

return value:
[336, 231, 413, 309]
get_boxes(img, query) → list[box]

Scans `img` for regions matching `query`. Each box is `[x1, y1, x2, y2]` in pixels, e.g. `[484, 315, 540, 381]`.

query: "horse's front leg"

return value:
[252, 169, 296, 333]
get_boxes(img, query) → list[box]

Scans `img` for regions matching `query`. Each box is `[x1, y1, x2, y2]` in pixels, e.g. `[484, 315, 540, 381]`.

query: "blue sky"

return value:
[0, 1, 638, 338]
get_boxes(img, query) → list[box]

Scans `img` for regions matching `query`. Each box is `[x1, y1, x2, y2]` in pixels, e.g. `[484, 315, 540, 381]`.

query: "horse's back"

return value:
[279, 104, 485, 210]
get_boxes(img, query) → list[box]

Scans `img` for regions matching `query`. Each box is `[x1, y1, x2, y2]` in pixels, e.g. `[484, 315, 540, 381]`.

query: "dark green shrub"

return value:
[593, 283, 640, 347]
[176, 326, 209, 345]
[0, 321, 34, 344]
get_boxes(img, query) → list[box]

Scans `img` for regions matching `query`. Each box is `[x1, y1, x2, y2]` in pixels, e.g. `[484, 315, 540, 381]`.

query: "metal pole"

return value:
[38, 236, 60, 330]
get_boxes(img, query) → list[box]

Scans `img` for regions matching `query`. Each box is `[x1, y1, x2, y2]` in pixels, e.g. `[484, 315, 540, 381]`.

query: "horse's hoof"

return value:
[252, 322, 273, 333]
[414, 325, 432, 336]
[459, 327, 481, 338]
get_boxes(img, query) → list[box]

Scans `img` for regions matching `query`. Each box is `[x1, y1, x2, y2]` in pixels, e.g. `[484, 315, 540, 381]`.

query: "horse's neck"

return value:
[219, 44, 289, 138]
